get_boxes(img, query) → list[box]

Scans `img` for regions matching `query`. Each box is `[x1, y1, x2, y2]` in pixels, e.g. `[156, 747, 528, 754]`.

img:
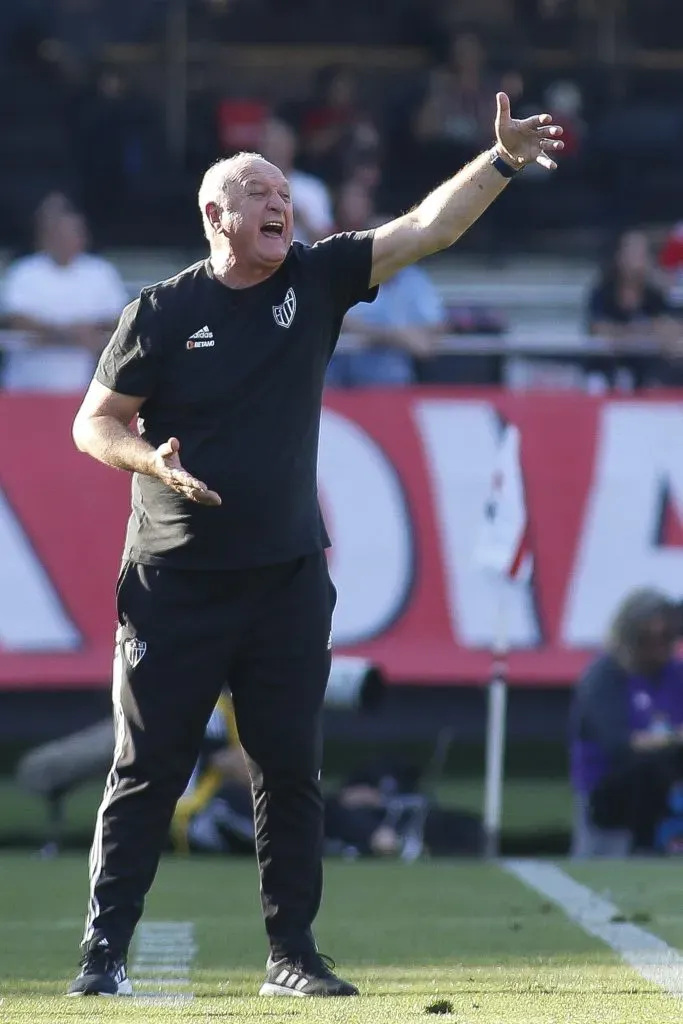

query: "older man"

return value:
[67, 92, 562, 998]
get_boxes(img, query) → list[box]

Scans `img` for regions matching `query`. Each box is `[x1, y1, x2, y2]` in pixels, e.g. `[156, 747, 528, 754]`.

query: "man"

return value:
[1, 203, 127, 391]
[259, 116, 334, 243]
[67, 91, 562, 998]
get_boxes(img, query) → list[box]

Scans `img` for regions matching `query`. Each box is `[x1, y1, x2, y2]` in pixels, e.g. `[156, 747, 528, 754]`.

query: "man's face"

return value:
[212, 160, 294, 272]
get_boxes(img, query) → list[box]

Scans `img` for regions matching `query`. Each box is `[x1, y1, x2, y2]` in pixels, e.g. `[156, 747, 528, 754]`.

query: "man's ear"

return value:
[205, 202, 221, 233]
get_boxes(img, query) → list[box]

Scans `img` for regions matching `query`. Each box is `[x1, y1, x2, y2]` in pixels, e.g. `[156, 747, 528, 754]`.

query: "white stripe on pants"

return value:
[84, 635, 128, 942]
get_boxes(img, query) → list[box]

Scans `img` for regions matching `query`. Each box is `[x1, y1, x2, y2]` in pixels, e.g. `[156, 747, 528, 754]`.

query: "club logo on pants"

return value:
[123, 638, 147, 668]
[272, 288, 296, 328]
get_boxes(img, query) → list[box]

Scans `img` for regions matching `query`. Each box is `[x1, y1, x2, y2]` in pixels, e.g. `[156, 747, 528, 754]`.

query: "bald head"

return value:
[198, 152, 294, 281]
[198, 152, 285, 240]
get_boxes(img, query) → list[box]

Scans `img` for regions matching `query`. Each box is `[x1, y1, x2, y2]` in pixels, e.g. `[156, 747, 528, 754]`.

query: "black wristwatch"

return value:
[490, 146, 519, 179]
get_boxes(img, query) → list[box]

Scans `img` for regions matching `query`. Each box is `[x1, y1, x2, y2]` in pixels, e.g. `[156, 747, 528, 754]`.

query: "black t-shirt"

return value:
[96, 231, 377, 569]
[587, 280, 671, 328]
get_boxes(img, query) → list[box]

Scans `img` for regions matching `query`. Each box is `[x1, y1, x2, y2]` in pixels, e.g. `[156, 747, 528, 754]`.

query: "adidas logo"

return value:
[114, 966, 128, 985]
[187, 326, 215, 349]
[273, 967, 309, 993]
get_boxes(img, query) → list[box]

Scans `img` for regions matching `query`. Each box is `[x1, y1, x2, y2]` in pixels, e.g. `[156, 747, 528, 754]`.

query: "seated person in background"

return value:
[326, 181, 448, 387]
[259, 117, 334, 244]
[290, 64, 380, 185]
[171, 694, 254, 855]
[411, 31, 523, 192]
[586, 230, 683, 387]
[1, 201, 128, 392]
[179, 722, 483, 860]
[570, 588, 683, 858]
[16, 716, 115, 856]
[588, 230, 677, 340]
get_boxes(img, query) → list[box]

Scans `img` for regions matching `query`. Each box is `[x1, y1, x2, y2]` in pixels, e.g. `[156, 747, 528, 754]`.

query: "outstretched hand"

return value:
[152, 437, 222, 506]
[494, 92, 564, 172]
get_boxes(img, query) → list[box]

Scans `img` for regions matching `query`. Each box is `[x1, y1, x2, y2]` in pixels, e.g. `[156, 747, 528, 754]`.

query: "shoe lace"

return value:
[299, 951, 336, 977]
[79, 944, 119, 973]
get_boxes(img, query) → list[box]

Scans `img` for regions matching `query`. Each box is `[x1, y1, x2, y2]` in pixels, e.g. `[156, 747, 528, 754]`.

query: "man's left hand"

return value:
[494, 92, 564, 172]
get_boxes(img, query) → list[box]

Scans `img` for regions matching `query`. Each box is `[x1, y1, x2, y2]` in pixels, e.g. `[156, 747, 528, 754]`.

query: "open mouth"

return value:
[261, 221, 284, 238]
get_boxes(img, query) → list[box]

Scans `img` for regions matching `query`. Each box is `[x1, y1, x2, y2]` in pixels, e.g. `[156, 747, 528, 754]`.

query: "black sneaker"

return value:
[259, 951, 359, 997]
[67, 937, 133, 997]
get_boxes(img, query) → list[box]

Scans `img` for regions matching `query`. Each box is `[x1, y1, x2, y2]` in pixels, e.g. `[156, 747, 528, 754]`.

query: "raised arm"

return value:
[370, 93, 564, 287]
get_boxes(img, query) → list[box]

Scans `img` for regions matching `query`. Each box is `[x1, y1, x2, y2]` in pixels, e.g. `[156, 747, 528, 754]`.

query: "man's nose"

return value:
[267, 192, 286, 212]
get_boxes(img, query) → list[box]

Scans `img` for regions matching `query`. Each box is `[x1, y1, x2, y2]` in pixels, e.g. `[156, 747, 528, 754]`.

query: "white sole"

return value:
[259, 982, 308, 998]
[66, 979, 133, 997]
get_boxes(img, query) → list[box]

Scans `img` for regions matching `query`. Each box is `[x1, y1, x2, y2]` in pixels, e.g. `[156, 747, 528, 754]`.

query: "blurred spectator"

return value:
[259, 117, 334, 243]
[414, 31, 493, 152]
[658, 222, 683, 286]
[1, 204, 127, 391]
[16, 717, 114, 856]
[333, 177, 376, 235]
[401, 30, 522, 205]
[587, 231, 674, 340]
[570, 589, 683, 858]
[171, 694, 254, 855]
[326, 183, 447, 388]
[413, 32, 522, 165]
[172, 701, 483, 859]
[283, 64, 380, 185]
[218, 97, 269, 155]
[586, 230, 683, 388]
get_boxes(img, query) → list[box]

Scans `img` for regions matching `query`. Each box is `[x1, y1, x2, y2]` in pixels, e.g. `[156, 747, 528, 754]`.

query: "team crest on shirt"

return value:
[123, 638, 147, 668]
[273, 287, 296, 328]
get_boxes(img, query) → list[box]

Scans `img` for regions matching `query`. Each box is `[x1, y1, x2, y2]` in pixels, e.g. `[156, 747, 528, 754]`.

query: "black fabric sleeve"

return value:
[573, 654, 631, 762]
[95, 294, 164, 397]
[311, 230, 379, 314]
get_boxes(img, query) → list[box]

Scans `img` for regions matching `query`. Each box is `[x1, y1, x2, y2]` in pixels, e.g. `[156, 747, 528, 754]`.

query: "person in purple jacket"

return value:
[570, 588, 683, 857]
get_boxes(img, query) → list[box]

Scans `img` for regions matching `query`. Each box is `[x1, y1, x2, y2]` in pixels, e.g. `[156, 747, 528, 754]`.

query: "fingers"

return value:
[186, 487, 222, 507]
[157, 436, 181, 459]
[523, 113, 553, 130]
[539, 139, 564, 152]
[168, 470, 222, 506]
[495, 91, 510, 125]
[194, 488, 222, 507]
[536, 152, 558, 172]
[177, 484, 222, 506]
[536, 124, 564, 139]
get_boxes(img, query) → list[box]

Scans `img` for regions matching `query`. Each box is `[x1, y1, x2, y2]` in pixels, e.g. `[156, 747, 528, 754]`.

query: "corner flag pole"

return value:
[474, 424, 531, 860]
[483, 583, 509, 859]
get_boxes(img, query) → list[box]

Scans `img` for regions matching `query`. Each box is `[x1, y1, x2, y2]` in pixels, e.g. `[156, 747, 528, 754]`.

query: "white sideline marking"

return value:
[503, 859, 683, 997]
[130, 921, 196, 1004]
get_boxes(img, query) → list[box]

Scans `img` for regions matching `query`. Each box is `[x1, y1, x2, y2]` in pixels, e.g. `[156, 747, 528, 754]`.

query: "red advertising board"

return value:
[2, 390, 683, 689]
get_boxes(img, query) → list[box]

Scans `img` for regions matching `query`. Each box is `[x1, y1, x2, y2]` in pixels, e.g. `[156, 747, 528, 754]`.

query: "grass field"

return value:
[2, 853, 683, 1023]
